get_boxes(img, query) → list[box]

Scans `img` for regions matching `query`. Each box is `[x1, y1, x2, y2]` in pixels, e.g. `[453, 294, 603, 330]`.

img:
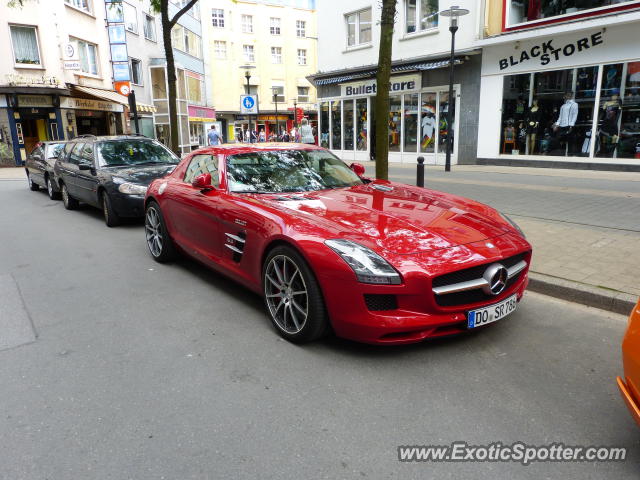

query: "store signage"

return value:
[114, 81, 131, 96]
[17, 95, 53, 107]
[5, 74, 61, 87]
[258, 115, 289, 121]
[63, 42, 81, 70]
[498, 31, 604, 71]
[188, 105, 216, 120]
[341, 74, 421, 97]
[60, 97, 124, 112]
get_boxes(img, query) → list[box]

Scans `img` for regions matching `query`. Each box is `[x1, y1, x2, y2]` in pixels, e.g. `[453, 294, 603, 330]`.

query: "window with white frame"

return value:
[124, 3, 138, 34]
[184, 28, 202, 58]
[75, 38, 98, 75]
[214, 40, 227, 59]
[272, 85, 285, 103]
[271, 46, 282, 64]
[129, 58, 142, 85]
[65, 0, 90, 13]
[143, 14, 156, 41]
[211, 8, 224, 27]
[243, 44, 255, 62]
[406, 0, 438, 34]
[297, 49, 307, 65]
[297, 86, 309, 103]
[296, 20, 306, 38]
[270, 17, 281, 35]
[242, 15, 253, 33]
[9, 25, 41, 66]
[346, 9, 372, 47]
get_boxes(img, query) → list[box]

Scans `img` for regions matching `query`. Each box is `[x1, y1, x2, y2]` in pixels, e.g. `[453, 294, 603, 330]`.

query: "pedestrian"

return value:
[259, 128, 266, 142]
[282, 129, 290, 142]
[300, 118, 315, 144]
[207, 125, 223, 146]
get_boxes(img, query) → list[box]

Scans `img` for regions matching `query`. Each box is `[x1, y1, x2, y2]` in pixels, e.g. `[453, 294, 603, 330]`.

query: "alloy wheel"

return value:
[145, 206, 163, 257]
[264, 255, 309, 334]
[47, 178, 53, 197]
[62, 185, 68, 205]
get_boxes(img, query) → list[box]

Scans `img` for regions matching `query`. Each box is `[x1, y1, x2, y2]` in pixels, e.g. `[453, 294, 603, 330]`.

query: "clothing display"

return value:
[556, 99, 579, 127]
[525, 107, 542, 134]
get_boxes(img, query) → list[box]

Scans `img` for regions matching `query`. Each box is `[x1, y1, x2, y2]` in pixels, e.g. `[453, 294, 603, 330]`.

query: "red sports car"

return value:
[144, 144, 531, 345]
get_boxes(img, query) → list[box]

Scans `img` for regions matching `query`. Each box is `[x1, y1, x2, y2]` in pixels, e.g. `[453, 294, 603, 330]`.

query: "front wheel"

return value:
[61, 183, 78, 210]
[46, 176, 61, 200]
[27, 173, 39, 191]
[263, 246, 329, 343]
[102, 192, 121, 227]
[145, 201, 176, 262]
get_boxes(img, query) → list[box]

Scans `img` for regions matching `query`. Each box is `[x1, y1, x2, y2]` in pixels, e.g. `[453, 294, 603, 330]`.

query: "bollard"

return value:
[416, 156, 425, 187]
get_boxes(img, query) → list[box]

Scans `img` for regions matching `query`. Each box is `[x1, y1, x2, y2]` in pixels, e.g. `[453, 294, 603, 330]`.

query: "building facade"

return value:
[476, 0, 640, 167]
[311, 0, 481, 165]
[202, 0, 317, 142]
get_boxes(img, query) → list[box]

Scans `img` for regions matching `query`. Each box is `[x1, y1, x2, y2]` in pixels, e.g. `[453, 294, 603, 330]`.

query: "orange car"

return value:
[617, 299, 640, 427]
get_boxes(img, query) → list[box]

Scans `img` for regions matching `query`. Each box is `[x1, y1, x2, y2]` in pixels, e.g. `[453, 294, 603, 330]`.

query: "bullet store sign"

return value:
[499, 31, 604, 71]
[340, 74, 421, 97]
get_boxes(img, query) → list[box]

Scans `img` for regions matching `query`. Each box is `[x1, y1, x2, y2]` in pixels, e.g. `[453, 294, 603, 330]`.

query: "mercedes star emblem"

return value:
[482, 263, 509, 296]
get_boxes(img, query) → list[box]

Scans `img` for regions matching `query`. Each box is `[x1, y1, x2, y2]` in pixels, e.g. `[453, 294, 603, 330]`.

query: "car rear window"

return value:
[46, 143, 66, 159]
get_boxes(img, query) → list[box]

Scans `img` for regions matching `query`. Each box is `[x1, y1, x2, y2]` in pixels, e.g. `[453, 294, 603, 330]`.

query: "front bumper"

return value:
[110, 192, 145, 218]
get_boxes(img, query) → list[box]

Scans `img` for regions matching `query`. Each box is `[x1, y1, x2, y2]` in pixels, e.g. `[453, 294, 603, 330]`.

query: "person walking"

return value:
[299, 118, 315, 144]
[207, 125, 223, 145]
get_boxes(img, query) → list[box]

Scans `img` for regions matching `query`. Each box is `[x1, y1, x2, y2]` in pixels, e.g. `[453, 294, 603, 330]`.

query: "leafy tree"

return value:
[150, 0, 199, 154]
[374, 0, 397, 181]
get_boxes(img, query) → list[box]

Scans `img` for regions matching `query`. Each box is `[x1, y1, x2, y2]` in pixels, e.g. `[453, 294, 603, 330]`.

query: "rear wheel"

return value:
[61, 183, 78, 210]
[145, 201, 176, 262]
[46, 175, 61, 200]
[263, 246, 329, 343]
[101, 192, 121, 227]
[27, 173, 39, 191]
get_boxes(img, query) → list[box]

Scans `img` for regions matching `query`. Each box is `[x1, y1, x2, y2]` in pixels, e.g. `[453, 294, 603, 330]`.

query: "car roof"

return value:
[68, 135, 156, 142]
[191, 143, 325, 156]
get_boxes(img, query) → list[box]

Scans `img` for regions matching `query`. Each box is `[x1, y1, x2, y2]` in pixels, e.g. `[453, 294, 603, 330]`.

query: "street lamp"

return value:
[291, 97, 298, 129]
[242, 65, 256, 143]
[272, 87, 280, 141]
[439, 6, 468, 172]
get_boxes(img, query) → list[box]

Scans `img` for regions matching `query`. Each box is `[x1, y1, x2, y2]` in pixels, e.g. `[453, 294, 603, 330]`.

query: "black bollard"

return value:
[416, 156, 425, 187]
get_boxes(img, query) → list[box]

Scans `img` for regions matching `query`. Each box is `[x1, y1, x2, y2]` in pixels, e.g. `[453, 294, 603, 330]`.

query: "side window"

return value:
[80, 143, 94, 165]
[62, 142, 76, 162]
[68, 143, 85, 165]
[30, 146, 44, 158]
[184, 154, 219, 187]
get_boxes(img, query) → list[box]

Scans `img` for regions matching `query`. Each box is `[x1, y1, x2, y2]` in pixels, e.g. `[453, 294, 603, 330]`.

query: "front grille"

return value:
[432, 252, 526, 288]
[434, 273, 523, 307]
[364, 294, 398, 311]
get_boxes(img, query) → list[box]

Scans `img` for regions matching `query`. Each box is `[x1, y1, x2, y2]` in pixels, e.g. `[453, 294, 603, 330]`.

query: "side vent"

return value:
[224, 231, 246, 263]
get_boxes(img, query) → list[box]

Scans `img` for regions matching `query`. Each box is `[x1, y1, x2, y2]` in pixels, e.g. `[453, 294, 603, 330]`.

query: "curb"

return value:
[527, 272, 636, 316]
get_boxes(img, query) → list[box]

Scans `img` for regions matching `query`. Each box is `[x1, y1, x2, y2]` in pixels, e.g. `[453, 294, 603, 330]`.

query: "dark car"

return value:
[25, 141, 69, 200]
[54, 135, 179, 227]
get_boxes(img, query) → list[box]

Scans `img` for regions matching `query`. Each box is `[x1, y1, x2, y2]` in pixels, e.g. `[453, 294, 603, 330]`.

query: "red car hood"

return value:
[255, 181, 514, 255]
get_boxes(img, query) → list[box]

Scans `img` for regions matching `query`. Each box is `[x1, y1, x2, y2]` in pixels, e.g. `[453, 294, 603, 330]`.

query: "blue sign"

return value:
[112, 62, 130, 81]
[243, 96, 255, 109]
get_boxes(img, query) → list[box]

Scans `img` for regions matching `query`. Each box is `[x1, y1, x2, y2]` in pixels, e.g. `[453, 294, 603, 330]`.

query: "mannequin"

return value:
[525, 99, 541, 154]
[421, 110, 436, 150]
[599, 96, 621, 157]
[553, 92, 578, 155]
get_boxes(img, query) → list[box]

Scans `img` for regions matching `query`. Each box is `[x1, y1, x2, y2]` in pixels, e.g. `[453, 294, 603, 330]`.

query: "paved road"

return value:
[0, 179, 639, 479]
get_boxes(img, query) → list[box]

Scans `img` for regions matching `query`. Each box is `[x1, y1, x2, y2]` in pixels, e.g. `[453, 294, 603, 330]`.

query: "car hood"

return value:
[255, 181, 514, 255]
[105, 164, 177, 186]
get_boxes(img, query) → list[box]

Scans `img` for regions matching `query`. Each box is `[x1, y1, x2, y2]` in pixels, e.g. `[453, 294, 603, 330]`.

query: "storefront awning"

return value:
[136, 103, 157, 113]
[71, 85, 128, 105]
[312, 57, 466, 86]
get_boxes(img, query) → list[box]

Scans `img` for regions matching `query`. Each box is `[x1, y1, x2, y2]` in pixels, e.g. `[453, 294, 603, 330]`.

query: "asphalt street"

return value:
[1, 178, 639, 479]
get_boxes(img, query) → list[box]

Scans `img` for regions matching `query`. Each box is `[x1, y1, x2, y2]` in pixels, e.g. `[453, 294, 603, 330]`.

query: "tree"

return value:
[374, 0, 397, 181]
[150, 0, 200, 155]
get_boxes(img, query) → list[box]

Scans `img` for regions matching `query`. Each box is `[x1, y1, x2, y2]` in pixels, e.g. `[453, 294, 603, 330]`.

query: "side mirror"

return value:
[349, 162, 366, 177]
[192, 172, 214, 191]
[78, 164, 92, 171]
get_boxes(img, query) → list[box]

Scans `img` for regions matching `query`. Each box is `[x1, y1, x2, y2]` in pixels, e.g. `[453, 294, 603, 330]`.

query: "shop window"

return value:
[405, 0, 438, 34]
[76, 39, 98, 75]
[242, 15, 253, 33]
[356, 98, 368, 151]
[144, 14, 156, 41]
[296, 20, 306, 38]
[320, 102, 330, 148]
[177, 69, 187, 101]
[403, 93, 419, 152]
[151, 67, 167, 99]
[297, 87, 309, 103]
[420, 93, 437, 153]
[271, 47, 282, 64]
[211, 8, 225, 27]
[330, 101, 342, 150]
[389, 96, 402, 152]
[297, 49, 307, 66]
[214, 41, 227, 59]
[270, 17, 281, 35]
[439, 91, 455, 155]
[124, 3, 138, 34]
[130, 58, 142, 85]
[506, 0, 640, 26]
[345, 8, 372, 47]
[10, 25, 41, 66]
[243, 45, 255, 63]
[344, 100, 354, 150]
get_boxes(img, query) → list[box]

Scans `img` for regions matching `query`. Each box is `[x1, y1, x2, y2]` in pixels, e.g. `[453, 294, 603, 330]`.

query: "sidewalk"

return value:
[0, 167, 23, 180]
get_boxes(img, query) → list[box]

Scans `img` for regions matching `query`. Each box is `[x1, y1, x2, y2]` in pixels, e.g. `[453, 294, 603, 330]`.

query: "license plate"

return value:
[467, 295, 517, 329]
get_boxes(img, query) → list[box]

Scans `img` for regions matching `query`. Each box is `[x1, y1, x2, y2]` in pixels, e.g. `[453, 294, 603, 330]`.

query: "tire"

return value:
[101, 192, 121, 227]
[27, 173, 39, 191]
[61, 183, 79, 210]
[46, 175, 61, 200]
[263, 245, 329, 343]
[145, 201, 176, 263]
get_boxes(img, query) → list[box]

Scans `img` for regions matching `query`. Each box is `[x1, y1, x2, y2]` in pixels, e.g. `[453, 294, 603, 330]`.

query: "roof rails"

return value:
[126, 133, 147, 137]
[75, 134, 97, 138]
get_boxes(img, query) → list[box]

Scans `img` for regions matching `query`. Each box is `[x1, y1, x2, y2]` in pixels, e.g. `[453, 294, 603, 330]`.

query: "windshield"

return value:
[96, 140, 179, 167]
[226, 149, 364, 193]
[46, 143, 66, 159]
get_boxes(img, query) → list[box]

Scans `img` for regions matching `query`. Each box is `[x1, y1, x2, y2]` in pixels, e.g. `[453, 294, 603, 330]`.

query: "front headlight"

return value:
[117, 182, 148, 195]
[325, 239, 401, 285]
[500, 212, 526, 238]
